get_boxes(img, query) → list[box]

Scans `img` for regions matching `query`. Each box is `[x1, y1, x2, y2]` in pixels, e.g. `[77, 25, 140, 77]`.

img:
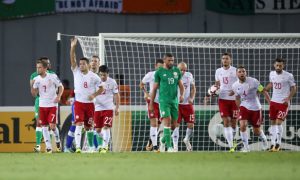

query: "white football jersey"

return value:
[179, 72, 195, 105]
[269, 70, 296, 103]
[33, 73, 62, 107]
[232, 77, 262, 111]
[95, 77, 119, 111]
[215, 66, 237, 100]
[72, 67, 101, 103]
[142, 71, 159, 103]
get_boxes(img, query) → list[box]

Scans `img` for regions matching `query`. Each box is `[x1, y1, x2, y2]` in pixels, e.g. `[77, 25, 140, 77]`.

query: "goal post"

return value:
[60, 33, 300, 152]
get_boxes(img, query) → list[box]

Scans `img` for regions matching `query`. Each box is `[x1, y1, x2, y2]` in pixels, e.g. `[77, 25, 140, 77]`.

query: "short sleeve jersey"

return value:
[154, 66, 182, 104]
[232, 77, 262, 111]
[72, 67, 101, 103]
[269, 70, 296, 103]
[215, 66, 237, 100]
[32, 73, 62, 107]
[94, 77, 119, 111]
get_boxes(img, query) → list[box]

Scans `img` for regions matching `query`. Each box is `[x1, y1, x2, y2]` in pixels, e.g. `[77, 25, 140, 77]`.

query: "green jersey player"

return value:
[30, 57, 56, 152]
[150, 53, 184, 152]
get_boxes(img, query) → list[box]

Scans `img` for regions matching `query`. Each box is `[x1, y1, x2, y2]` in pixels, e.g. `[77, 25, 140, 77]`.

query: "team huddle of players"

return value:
[30, 39, 297, 153]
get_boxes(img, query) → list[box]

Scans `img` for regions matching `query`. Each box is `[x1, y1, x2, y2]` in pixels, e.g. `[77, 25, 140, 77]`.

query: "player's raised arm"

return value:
[70, 38, 78, 70]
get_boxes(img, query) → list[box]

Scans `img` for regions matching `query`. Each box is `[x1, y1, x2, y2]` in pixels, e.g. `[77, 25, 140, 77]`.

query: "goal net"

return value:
[61, 33, 300, 152]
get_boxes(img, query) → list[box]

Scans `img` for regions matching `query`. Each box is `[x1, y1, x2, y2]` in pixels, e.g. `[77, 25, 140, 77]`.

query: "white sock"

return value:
[240, 131, 249, 149]
[224, 127, 233, 148]
[258, 130, 267, 142]
[232, 127, 236, 139]
[172, 127, 179, 148]
[42, 126, 51, 149]
[276, 124, 283, 145]
[74, 125, 83, 149]
[53, 126, 60, 143]
[269, 125, 277, 146]
[36, 127, 42, 132]
[184, 128, 193, 140]
[150, 127, 158, 146]
[102, 128, 111, 148]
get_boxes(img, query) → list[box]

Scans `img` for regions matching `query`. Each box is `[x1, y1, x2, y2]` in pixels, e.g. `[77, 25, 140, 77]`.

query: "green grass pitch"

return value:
[0, 152, 299, 180]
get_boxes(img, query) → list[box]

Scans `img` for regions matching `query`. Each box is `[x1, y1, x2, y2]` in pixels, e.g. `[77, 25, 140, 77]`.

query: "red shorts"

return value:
[94, 110, 113, 128]
[39, 107, 57, 125]
[147, 100, 160, 120]
[74, 101, 94, 128]
[269, 101, 289, 121]
[177, 104, 195, 124]
[218, 99, 239, 119]
[239, 106, 263, 128]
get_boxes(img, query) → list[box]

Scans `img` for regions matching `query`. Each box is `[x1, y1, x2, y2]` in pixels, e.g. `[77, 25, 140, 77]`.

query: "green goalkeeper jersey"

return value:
[154, 66, 182, 104]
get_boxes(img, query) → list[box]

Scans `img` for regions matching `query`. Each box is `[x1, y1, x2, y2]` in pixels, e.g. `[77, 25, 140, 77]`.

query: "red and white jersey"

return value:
[72, 67, 101, 103]
[215, 66, 237, 100]
[33, 73, 62, 107]
[95, 77, 119, 111]
[232, 77, 261, 111]
[142, 71, 159, 103]
[179, 72, 195, 105]
[269, 70, 296, 104]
